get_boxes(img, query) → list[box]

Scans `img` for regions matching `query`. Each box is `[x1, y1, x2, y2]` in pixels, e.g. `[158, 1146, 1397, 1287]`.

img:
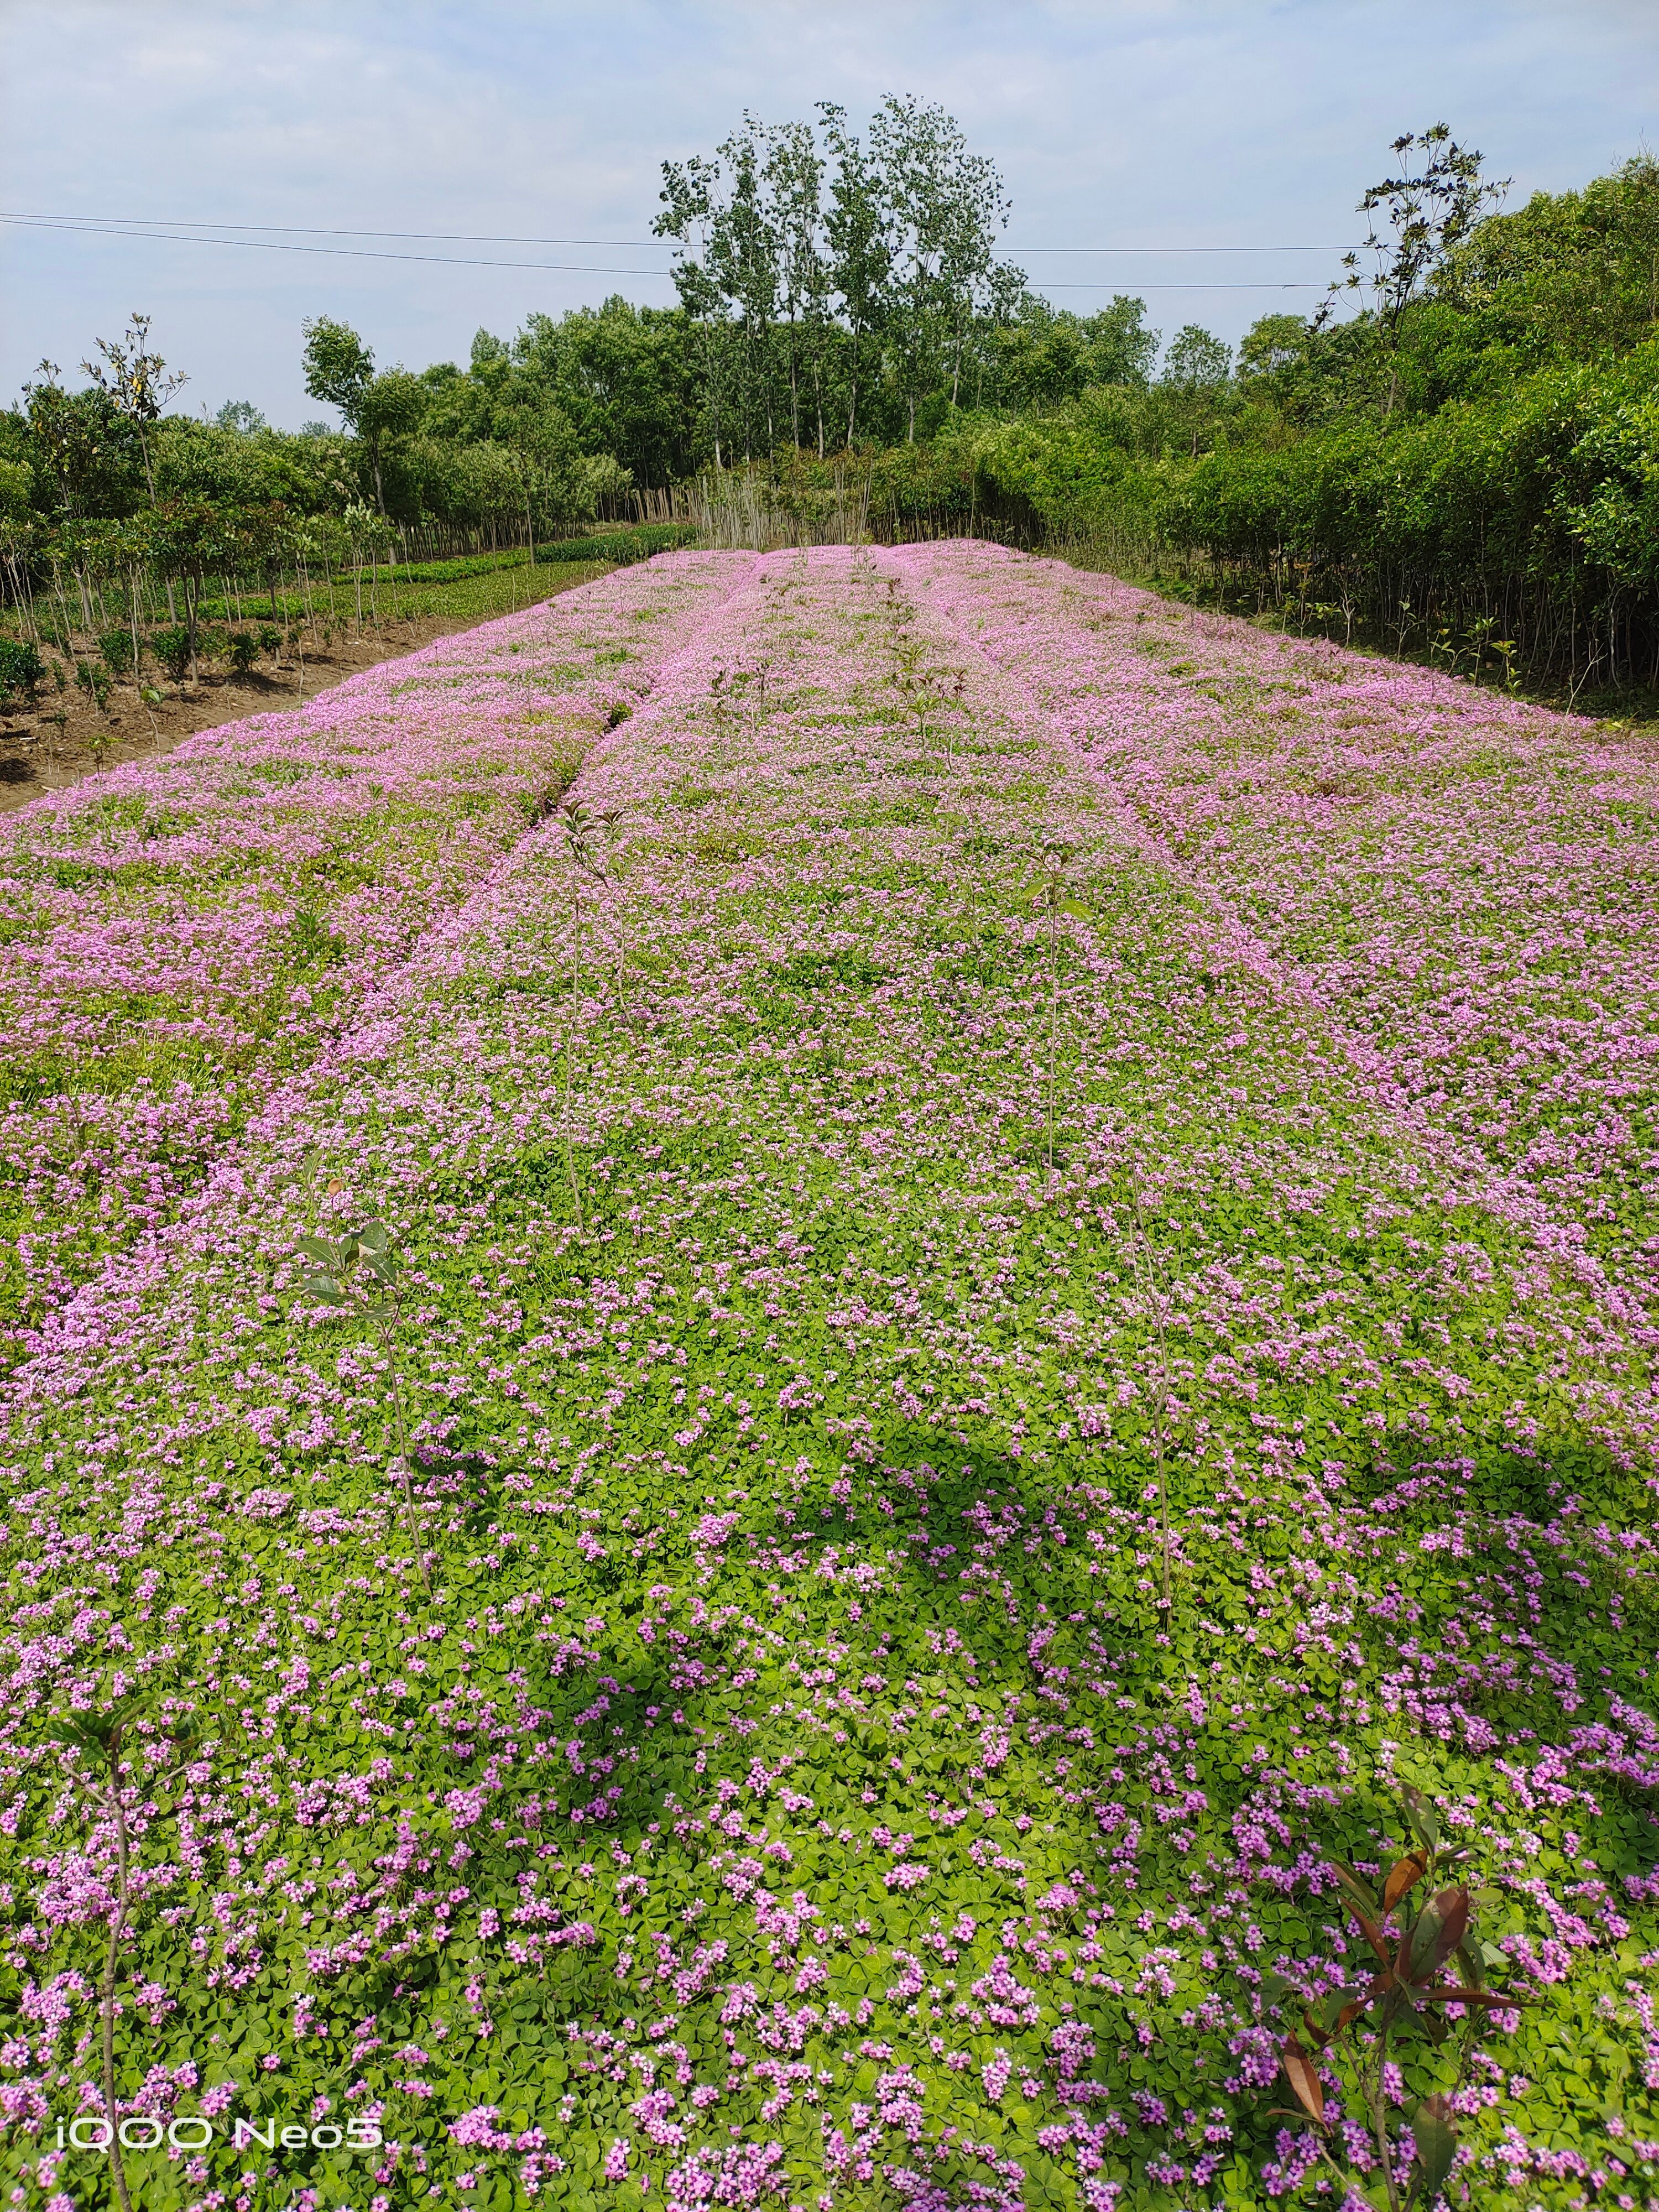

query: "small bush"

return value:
[98, 628, 138, 678]
[150, 627, 193, 681]
[255, 623, 283, 658]
[74, 659, 113, 712]
[226, 630, 260, 674]
[0, 639, 44, 706]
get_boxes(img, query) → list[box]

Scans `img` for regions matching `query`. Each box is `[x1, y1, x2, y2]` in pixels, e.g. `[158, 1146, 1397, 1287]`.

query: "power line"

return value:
[3, 208, 1350, 254]
[0, 215, 674, 278]
[1053, 282, 1327, 290]
[0, 215, 1332, 290]
[3, 212, 673, 252]
[1024, 247, 1343, 254]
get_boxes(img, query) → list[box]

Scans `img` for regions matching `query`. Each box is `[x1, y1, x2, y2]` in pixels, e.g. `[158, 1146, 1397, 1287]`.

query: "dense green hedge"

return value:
[961, 342, 1659, 682]
[536, 524, 700, 565]
[395, 526, 696, 573]
[1167, 347, 1655, 575]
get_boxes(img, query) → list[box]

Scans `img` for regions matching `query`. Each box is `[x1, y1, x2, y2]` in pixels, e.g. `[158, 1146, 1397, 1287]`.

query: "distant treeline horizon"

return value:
[6, 109, 1659, 690]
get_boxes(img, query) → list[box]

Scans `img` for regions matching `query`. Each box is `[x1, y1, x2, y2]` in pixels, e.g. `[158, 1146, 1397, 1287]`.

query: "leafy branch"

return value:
[1318, 125, 1508, 417]
[1270, 1785, 1525, 2210]
[288, 1218, 431, 1592]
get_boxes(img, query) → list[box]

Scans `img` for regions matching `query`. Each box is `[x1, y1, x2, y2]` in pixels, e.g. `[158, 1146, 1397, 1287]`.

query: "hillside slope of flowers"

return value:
[0, 552, 746, 1364]
[0, 546, 1654, 2212]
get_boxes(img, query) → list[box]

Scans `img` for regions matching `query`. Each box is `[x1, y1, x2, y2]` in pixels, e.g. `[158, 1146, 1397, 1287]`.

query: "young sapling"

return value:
[1270, 1785, 1526, 2211]
[46, 1698, 201, 2212]
[288, 1218, 431, 1590]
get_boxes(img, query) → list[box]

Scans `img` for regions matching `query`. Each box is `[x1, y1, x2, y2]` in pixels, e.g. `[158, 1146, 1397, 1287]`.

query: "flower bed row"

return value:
[901, 541, 1659, 1352]
[0, 545, 1653, 2211]
[0, 554, 748, 1363]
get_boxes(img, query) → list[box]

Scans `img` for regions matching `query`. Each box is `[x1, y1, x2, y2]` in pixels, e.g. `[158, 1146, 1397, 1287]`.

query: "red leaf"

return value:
[1280, 2036, 1325, 2126]
[1382, 1851, 1429, 1913]
[1408, 1887, 1470, 1984]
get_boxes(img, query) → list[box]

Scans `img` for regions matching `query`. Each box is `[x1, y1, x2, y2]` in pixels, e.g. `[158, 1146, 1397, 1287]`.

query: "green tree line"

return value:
[0, 95, 1164, 571]
[960, 134, 1659, 690]
[8, 110, 1659, 688]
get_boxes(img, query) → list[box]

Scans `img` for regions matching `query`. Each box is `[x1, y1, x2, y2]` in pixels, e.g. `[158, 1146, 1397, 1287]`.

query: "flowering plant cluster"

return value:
[0, 554, 742, 1364]
[0, 545, 1653, 2212]
[909, 544, 1659, 1359]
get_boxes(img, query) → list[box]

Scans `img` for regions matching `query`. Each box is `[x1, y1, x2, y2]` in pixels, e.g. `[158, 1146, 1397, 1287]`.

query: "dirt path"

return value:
[0, 582, 608, 813]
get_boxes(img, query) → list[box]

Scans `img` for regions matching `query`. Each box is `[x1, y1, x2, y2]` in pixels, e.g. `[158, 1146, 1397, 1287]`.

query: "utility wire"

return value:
[0, 215, 1332, 288]
[3, 212, 673, 249]
[0, 215, 674, 278]
[2, 209, 1351, 254]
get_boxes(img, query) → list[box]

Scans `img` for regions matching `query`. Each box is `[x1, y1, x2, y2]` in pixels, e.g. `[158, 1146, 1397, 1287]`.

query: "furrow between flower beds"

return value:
[0, 546, 1654, 2211]
[0, 552, 754, 1365]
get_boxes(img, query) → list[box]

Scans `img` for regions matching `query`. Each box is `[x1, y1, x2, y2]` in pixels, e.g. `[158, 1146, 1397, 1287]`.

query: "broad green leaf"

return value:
[1401, 1785, 1442, 1856]
[1411, 2094, 1458, 2199]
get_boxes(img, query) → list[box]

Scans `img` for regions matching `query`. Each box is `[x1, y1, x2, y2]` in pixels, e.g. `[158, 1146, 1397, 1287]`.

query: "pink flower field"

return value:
[0, 554, 742, 1359]
[0, 545, 1655, 2212]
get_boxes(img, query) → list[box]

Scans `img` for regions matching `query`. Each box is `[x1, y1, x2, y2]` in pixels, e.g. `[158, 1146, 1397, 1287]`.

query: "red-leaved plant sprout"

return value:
[1268, 1785, 1525, 2210]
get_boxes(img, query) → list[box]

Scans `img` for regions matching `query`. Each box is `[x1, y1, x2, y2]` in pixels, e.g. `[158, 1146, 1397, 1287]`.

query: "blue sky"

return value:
[2, 0, 1655, 429]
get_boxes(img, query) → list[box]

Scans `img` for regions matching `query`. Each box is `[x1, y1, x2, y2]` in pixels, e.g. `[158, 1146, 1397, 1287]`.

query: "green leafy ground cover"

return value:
[0, 547, 1654, 2212]
[0, 555, 738, 1361]
[180, 540, 693, 639]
